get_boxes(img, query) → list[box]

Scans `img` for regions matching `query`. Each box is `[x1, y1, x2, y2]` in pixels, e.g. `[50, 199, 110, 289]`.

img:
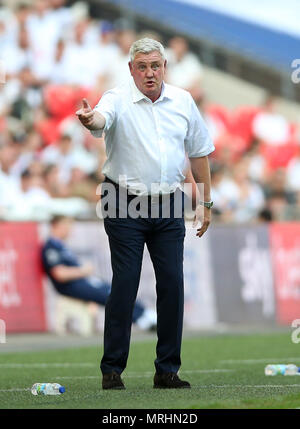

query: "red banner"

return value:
[0, 222, 46, 332]
[270, 223, 300, 324]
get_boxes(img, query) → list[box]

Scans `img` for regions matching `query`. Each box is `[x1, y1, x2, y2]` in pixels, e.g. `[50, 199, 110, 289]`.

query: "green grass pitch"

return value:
[1, 332, 300, 409]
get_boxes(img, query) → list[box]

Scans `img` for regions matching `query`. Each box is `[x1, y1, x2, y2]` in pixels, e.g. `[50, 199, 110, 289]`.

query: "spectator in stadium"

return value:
[60, 20, 101, 88]
[76, 37, 214, 390]
[49, 38, 69, 85]
[20, 167, 49, 202]
[49, 0, 73, 35]
[41, 133, 75, 183]
[103, 27, 136, 88]
[42, 163, 69, 198]
[3, 25, 32, 78]
[87, 22, 119, 93]
[165, 36, 203, 101]
[99, 20, 117, 47]
[243, 138, 267, 184]
[138, 30, 162, 43]
[0, 142, 21, 208]
[9, 129, 43, 178]
[26, 0, 62, 81]
[66, 165, 99, 202]
[252, 93, 290, 146]
[230, 159, 265, 223]
[263, 168, 295, 204]
[8, 66, 42, 124]
[264, 192, 290, 221]
[0, 2, 30, 50]
[42, 215, 157, 332]
[210, 157, 266, 222]
[210, 163, 236, 222]
[41, 132, 97, 185]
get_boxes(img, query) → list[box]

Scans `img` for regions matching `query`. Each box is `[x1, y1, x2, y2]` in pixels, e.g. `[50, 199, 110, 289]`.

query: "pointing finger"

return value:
[82, 98, 91, 111]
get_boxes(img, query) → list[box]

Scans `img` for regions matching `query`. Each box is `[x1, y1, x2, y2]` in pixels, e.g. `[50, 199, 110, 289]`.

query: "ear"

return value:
[128, 61, 133, 76]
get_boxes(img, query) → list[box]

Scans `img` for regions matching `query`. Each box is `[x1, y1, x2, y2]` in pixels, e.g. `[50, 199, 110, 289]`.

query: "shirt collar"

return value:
[130, 78, 173, 103]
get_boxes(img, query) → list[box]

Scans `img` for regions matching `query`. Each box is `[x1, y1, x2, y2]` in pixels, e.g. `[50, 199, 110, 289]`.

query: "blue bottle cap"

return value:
[59, 386, 66, 393]
[298, 367, 300, 373]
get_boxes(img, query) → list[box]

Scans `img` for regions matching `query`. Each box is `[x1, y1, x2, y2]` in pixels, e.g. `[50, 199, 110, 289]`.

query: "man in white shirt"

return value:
[165, 36, 203, 100]
[26, 0, 62, 80]
[76, 38, 214, 390]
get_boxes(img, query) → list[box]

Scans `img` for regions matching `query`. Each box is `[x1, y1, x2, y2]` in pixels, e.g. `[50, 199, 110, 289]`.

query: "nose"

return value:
[145, 66, 154, 77]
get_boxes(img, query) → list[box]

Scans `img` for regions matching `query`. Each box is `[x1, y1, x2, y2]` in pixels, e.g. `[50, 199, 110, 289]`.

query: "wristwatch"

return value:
[198, 200, 214, 209]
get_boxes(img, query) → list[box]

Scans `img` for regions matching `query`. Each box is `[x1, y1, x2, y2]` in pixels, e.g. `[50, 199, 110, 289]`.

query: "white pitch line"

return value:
[183, 384, 300, 389]
[0, 363, 95, 368]
[220, 358, 300, 364]
[0, 388, 30, 392]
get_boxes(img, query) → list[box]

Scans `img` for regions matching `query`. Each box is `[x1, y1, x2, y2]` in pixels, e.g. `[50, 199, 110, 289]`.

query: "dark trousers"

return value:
[100, 179, 185, 375]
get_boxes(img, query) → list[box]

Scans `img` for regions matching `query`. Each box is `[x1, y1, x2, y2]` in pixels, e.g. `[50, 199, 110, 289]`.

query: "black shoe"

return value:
[153, 372, 191, 389]
[102, 371, 125, 390]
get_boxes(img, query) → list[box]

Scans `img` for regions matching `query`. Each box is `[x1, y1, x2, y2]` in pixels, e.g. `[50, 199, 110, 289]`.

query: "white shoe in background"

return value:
[136, 308, 157, 331]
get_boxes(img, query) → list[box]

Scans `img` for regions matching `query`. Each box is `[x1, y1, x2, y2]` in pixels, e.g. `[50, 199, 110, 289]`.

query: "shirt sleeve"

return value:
[184, 94, 215, 158]
[90, 89, 117, 138]
[42, 246, 63, 271]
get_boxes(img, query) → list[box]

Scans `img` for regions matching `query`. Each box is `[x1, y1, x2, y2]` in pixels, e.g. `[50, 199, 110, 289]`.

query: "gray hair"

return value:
[129, 38, 165, 62]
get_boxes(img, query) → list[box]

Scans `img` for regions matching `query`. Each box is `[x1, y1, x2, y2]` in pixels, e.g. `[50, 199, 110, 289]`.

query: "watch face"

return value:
[199, 201, 213, 208]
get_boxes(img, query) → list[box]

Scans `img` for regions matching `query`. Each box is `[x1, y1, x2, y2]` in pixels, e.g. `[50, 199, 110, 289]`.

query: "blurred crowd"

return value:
[0, 0, 299, 222]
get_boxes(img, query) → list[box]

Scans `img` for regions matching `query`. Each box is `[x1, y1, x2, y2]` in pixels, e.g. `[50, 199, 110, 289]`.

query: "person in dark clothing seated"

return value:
[42, 215, 157, 331]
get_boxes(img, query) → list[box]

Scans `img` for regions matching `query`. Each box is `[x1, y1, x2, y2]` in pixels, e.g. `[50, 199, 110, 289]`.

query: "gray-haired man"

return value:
[76, 38, 214, 389]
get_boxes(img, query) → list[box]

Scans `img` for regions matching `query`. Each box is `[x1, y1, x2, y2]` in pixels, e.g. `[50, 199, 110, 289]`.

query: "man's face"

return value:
[57, 218, 73, 240]
[129, 51, 166, 101]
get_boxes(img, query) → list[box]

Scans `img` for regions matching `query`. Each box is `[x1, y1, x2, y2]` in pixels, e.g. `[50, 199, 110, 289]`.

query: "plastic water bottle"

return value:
[264, 364, 300, 376]
[31, 383, 66, 395]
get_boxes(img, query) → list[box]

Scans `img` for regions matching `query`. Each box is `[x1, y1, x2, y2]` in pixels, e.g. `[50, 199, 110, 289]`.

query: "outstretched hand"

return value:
[76, 98, 95, 128]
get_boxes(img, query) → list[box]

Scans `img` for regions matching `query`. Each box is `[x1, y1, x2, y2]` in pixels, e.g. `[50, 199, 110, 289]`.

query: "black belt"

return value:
[103, 176, 176, 198]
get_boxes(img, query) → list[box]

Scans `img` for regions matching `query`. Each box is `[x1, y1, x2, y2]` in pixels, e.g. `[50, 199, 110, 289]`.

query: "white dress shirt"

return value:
[91, 78, 214, 195]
